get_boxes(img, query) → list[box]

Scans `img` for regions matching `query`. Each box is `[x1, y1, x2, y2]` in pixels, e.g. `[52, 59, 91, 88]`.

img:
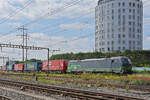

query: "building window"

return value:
[129, 15, 131, 19]
[137, 34, 140, 39]
[107, 34, 109, 38]
[123, 40, 126, 44]
[123, 9, 125, 13]
[133, 41, 135, 45]
[118, 21, 121, 25]
[112, 47, 114, 51]
[137, 4, 140, 8]
[129, 33, 131, 38]
[123, 15, 125, 20]
[112, 9, 114, 14]
[129, 2, 132, 7]
[123, 27, 125, 32]
[123, 47, 126, 50]
[123, 2, 125, 6]
[108, 48, 110, 51]
[118, 2, 121, 7]
[129, 41, 131, 44]
[118, 28, 121, 32]
[112, 29, 114, 32]
[107, 16, 109, 20]
[118, 34, 121, 38]
[133, 28, 135, 32]
[112, 3, 114, 7]
[129, 9, 131, 13]
[133, 3, 135, 7]
[133, 34, 135, 38]
[118, 40, 121, 44]
[112, 41, 114, 45]
[129, 28, 132, 32]
[133, 9, 135, 13]
[118, 15, 121, 19]
[133, 15, 135, 20]
[112, 34, 114, 38]
[112, 16, 114, 20]
[137, 9, 140, 14]
[118, 47, 121, 50]
[123, 34, 126, 38]
[118, 9, 121, 13]
[129, 22, 132, 25]
[107, 41, 110, 45]
[102, 48, 105, 52]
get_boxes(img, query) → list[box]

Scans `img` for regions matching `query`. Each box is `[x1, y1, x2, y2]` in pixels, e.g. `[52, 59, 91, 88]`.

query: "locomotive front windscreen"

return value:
[121, 58, 131, 66]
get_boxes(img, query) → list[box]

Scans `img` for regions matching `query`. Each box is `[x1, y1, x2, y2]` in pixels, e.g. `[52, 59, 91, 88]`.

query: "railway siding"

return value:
[0, 79, 146, 100]
[0, 86, 56, 100]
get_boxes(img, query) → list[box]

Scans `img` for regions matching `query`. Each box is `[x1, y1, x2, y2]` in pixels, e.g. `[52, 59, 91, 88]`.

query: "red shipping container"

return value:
[14, 64, 24, 71]
[42, 60, 68, 71]
[0, 66, 2, 70]
[2, 66, 6, 71]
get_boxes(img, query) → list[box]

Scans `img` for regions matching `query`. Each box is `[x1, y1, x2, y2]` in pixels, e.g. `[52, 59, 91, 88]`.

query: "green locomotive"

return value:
[67, 56, 132, 73]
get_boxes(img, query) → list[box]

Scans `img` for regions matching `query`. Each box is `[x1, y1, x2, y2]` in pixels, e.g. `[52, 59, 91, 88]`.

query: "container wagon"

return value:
[2, 66, 7, 71]
[14, 64, 24, 72]
[6, 64, 14, 71]
[42, 60, 68, 73]
[24, 62, 42, 72]
[6, 61, 15, 71]
[67, 56, 132, 73]
[0, 66, 2, 71]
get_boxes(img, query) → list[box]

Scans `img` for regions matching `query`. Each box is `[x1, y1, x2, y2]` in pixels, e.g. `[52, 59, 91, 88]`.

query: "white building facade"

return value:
[95, 0, 143, 52]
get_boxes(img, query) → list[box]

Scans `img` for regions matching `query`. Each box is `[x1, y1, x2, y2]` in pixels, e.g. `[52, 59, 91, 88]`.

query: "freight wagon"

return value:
[0, 66, 2, 71]
[2, 66, 7, 71]
[6, 61, 15, 71]
[7, 64, 14, 71]
[24, 62, 42, 72]
[67, 56, 132, 73]
[42, 60, 68, 73]
[14, 64, 24, 72]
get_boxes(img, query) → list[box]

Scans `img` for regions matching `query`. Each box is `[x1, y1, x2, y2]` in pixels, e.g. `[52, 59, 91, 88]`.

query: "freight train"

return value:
[1, 56, 132, 74]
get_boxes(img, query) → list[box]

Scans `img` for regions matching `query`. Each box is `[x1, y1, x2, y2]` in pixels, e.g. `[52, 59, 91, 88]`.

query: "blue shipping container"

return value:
[6, 61, 15, 71]
[7, 64, 14, 71]
[24, 62, 42, 71]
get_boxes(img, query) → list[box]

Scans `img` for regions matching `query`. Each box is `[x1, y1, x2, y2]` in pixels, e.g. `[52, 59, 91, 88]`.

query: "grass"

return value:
[1, 71, 150, 87]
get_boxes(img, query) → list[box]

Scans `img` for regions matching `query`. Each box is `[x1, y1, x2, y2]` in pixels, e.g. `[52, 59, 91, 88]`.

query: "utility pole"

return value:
[0, 43, 60, 73]
[0, 56, 9, 69]
[17, 26, 28, 62]
[25, 31, 28, 61]
[51, 49, 60, 56]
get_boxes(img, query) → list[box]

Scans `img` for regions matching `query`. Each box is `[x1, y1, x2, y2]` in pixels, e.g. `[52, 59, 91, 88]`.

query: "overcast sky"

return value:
[0, 0, 150, 65]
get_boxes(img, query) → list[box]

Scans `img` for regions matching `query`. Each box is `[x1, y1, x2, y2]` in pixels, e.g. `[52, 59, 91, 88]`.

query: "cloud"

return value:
[0, 0, 97, 20]
[60, 22, 90, 30]
[0, 32, 92, 65]
[143, 36, 150, 50]
[8, 22, 21, 27]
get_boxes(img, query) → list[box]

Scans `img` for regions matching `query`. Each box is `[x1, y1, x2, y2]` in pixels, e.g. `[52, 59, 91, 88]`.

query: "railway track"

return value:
[0, 95, 11, 100]
[1, 73, 150, 92]
[0, 79, 145, 100]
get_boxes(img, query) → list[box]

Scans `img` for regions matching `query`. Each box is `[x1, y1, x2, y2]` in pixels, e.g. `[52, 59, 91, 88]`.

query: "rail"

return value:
[1, 73, 150, 92]
[0, 79, 145, 100]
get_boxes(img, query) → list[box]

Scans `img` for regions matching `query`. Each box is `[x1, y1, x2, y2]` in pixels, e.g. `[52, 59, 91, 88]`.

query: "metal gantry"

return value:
[0, 43, 50, 68]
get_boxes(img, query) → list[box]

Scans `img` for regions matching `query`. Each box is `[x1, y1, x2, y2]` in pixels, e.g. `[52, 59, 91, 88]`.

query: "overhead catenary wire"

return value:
[0, 0, 82, 38]
[22, 0, 82, 27]
[0, 0, 34, 25]
[30, 6, 95, 34]
[0, 0, 84, 44]
[47, 33, 93, 47]
[2, 5, 95, 45]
